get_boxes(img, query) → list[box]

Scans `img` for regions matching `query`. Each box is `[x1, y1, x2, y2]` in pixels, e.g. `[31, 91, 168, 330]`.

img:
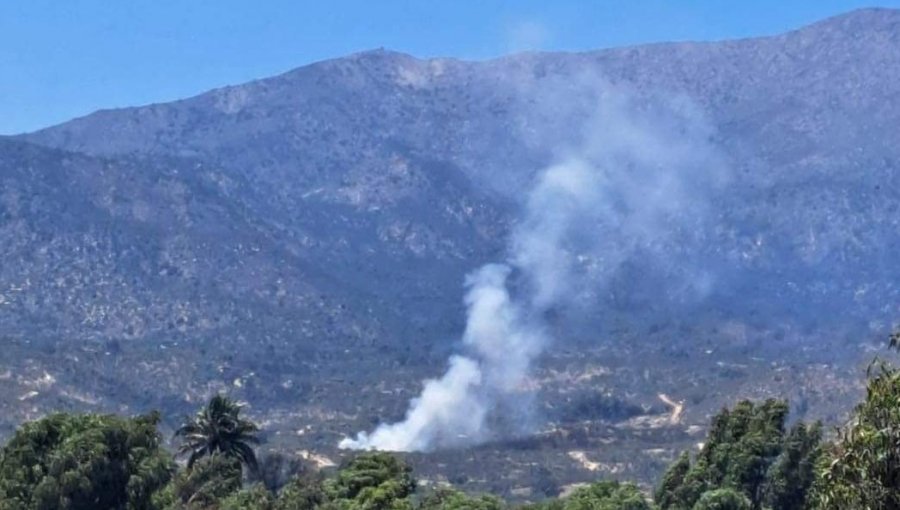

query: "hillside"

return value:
[1, 8, 899, 494]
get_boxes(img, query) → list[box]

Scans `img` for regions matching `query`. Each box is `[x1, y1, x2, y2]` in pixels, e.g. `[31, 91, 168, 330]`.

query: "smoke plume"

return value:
[340, 82, 726, 452]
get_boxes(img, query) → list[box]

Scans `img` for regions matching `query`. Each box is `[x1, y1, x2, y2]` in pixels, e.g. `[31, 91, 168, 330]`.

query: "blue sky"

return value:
[2, 1, 899, 134]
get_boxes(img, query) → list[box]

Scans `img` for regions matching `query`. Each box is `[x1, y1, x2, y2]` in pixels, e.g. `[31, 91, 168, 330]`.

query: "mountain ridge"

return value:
[12, 7, 900, 144]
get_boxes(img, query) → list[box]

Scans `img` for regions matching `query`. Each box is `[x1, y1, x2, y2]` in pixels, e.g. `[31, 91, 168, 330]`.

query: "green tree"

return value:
[324, 453, 415, 510]
[762, 422, 821, 510]
[221, 484, 275, 510]
[254, 453, 308, 494]
[417, 487, 504, 510]
[655, 399, 820, 510]
[655, 451, 690, 509]
[703, 399, 787, 507]
[561, 481, 651, 510]
[273, 472, 325, 510]
[153, 454, 243, 509]
[691, 488, 750, 510]
[0, 412, 174, 510]
[175, 394, 260, 475]
[813, 359, 900, 509]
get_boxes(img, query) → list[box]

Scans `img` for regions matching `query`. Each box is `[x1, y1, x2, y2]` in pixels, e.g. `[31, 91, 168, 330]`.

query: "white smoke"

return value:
[339, 264, 542, 451]
[340, 81, 726, 452]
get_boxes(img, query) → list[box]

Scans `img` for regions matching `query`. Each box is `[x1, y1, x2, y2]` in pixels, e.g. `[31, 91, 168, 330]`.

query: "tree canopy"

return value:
[563, 481, 651, 510]
[0, 411, 174, 510]
[654, 399, 822, 510]
[323, 452, 416, 510]
[813, 359, 900, 509]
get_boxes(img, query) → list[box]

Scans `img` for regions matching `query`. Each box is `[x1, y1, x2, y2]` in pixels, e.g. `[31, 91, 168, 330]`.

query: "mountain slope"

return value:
[20, 8, 900, 320]
[1, 7, 899, 491]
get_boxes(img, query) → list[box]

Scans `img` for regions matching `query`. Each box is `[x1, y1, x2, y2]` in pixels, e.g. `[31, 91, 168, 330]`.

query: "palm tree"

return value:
[174, 394, 260, 474]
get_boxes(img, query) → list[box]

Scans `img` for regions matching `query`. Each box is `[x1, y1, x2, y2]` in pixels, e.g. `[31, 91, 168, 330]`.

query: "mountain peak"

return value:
[795, 7, 900, 35]
[347, 48, 418, 60]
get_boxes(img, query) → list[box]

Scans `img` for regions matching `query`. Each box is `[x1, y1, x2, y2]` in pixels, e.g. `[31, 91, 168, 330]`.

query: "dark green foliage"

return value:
[417, 487, 504, 510]
[175, 395, 260, 475]
[763, 422, 821, 510]
[0, 412, 174, 510]
[154, 454, 243, 509]
[654, 452, 690, 510]
[562, 481, 652, 510]
[521, 481, 651, 510]
[691, 488, 750, 510]
[273, 472, 326, 510]
[253, 453, 308, 494]
[559, 392, 646, 423]
[323, 453, 415, 510]
[655, 399, 821, 510]
[525, 481, 650, 510]
[698, 399, 787, 506]
[221, 485, 275, 510]
[519, 499, 564, 510]
[813, 360, 900, 509]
